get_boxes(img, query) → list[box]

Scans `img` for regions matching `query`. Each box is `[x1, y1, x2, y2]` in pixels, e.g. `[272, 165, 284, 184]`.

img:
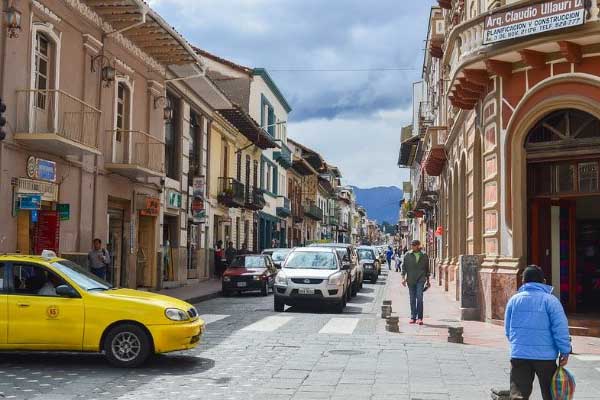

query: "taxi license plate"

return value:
[237, 282, 247, 287]
[298, 288, 315, 295]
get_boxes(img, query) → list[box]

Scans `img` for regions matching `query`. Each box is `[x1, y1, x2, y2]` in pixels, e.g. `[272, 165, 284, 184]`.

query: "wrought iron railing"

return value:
[108, 130, 165, 174]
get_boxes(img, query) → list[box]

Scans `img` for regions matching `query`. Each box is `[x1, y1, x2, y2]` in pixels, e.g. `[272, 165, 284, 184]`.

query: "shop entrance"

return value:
[108, 206, 126, 287]
[137, 215, 156, 288]
[527, 109, 600, 315]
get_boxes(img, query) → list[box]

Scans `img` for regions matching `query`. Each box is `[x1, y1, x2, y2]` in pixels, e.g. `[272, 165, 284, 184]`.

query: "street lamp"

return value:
[154, 96, 173, 121]
[91, 55, 116, 87]
[5, 6, 22, 38]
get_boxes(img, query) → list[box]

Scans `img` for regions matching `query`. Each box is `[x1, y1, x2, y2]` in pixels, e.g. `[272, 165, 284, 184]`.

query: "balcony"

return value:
[338, 222, 349, 232]
[245, 186, 266, 211]
[105, 130, 165, 179]
[274, 143, 293, 169]
[15, 89, 101, 156]
[218, 177, 246, 208]
[414, 172, 439, 211]
[303, 202, 323, 221]
[276, 196, 291, 217]
[422, 126, 448, 176]
[328, 214, 339, 227]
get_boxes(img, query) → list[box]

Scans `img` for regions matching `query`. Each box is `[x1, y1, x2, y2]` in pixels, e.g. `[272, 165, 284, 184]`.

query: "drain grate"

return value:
[328, 350, 365, 356]
[439, 319, 459, 323]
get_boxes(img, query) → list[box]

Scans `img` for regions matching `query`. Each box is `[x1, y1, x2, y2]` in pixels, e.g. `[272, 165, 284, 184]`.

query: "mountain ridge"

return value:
[350, 185, 402, 224]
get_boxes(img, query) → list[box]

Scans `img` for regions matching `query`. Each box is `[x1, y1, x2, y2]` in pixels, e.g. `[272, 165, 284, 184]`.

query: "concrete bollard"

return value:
[386, 315, 400, 333]
[447, 326, 464, 344]
[490, 388, 510, 400]
[381, 300, 392, 319]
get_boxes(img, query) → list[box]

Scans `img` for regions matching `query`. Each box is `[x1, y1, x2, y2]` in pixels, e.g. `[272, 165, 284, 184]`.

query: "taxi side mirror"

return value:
[56, 285, 78, 298]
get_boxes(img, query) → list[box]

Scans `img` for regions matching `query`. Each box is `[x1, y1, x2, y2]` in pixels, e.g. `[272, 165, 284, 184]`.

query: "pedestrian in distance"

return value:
[238, 242, 249, 255]
[504, 265, 572, 400]
[401, 240, 430, 325]
[225, 241, 237, 267]
[87, 238, 111, 280]
[385, 246, 393, 270]
[394, 247, 403, 272]
[215, 240, 224, 277]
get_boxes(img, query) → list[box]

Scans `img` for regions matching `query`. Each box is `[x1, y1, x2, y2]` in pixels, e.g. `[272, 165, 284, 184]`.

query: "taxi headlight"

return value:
[165, 308, 189, 321]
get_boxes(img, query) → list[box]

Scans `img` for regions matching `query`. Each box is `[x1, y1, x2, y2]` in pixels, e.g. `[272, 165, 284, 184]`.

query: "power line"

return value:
[268, 67, 417, 72]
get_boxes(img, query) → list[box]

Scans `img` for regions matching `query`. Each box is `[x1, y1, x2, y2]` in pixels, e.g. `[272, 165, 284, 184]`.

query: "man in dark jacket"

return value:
[505, 266, 571, 400]
[401, 240, 430, 325]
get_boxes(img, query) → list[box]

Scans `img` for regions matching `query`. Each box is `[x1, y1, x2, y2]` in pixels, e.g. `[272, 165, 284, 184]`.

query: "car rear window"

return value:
[231, 256, 266, 268]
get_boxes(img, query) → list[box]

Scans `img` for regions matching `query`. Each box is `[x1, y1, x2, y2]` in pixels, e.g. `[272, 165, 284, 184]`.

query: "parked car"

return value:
[274, 247, 351, 313]
[357, 246, 381, 283]
[222, 254, 278, 296]
[261, 248, 292, 269]
[0, 251, 203, 367]
[308, 243, 363, 297]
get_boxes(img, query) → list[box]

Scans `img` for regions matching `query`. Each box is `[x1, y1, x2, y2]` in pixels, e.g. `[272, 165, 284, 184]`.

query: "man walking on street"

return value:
[88, 238, 110, 280]
[385, 246, 393, 271]
[225, 241, 237, 267]
[505, 265, 571, 400]
[401, 240, 430, 325]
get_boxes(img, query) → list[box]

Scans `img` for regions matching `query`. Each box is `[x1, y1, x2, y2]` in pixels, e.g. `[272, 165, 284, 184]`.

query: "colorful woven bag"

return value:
[551, 367, 576, 400]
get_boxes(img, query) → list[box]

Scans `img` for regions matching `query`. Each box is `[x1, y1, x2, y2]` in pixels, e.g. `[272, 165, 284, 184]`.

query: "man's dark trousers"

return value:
[408, 280, 425, 320]
[510, 359, 557, 400]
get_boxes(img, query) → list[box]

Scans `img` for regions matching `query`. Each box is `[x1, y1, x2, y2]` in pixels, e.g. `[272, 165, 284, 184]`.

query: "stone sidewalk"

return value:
[155, 278, 222, 303]
[380, 261, 600, 355]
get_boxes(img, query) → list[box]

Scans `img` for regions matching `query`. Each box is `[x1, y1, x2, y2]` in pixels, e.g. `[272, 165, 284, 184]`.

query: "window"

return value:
[0, 263, 5, 293]
[34, 33, 50, 109]
[11, 264, 66, 297]
[116, 83, 130, 142]
[261, 95, 276, 136]
[189, 111, 202, 180]
[222, 142, 229, 178]
[164, 93, 179, 180]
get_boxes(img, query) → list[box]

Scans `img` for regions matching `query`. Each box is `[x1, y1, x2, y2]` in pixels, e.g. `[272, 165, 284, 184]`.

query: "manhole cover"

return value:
[328, 350, 365, 356]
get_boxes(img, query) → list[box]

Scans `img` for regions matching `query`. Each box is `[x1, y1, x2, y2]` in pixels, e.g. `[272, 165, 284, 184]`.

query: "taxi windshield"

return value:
[52, 260, 113, 291]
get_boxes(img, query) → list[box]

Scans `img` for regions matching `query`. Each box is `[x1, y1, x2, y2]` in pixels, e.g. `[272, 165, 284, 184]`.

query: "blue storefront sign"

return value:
[36, 159, 56, 182]
[20, 194, 42, 210]
[31, 210, 38, 223]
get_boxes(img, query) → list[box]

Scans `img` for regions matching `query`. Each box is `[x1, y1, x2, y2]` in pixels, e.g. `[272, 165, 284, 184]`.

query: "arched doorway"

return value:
[526, 109, 600, 314]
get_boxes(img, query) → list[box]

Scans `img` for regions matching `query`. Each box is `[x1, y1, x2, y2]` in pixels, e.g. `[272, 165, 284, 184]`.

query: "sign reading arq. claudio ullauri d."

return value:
[483, 0, 586, 45]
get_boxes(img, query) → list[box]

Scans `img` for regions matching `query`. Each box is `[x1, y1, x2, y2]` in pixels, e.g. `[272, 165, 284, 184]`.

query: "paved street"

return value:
[1, 268, 600, 400]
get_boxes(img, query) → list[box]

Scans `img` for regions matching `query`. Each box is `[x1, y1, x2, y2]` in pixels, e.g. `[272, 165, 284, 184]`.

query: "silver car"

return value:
[274, 247, 351, 313]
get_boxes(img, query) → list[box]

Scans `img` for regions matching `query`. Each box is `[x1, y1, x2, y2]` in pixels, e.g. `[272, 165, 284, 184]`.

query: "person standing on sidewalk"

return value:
[401, 240, 430, 325]
[385, 246, 394, 270]
[505, 265, 571, 400]
[87, 238, 111, 280]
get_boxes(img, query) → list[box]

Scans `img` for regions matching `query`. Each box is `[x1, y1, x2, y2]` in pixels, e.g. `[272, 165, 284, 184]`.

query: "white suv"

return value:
[274, 247, 351, 313]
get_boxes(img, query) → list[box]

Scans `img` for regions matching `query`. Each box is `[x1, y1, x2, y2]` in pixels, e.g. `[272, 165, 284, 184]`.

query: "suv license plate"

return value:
[237, 282, 247, 287]
[299, 288, 315, 295]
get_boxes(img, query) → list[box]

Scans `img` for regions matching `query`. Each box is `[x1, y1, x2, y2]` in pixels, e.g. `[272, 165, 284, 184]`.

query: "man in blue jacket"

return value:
[505, 266, 571, 400]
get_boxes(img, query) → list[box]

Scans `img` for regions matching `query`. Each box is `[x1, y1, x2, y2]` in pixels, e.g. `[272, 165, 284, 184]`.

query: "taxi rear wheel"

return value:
[104, 324, 152, 368]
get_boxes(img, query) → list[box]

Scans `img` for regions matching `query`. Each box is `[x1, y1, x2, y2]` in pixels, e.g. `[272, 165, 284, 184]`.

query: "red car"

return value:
[222, 255, 278, 296]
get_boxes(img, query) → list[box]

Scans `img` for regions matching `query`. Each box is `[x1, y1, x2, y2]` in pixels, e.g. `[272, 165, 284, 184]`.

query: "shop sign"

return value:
[31, 210, 38, 223]
[167, 190, 182, 209]
[27, 156, 57, 182]
[57, 204, 70, 221]
[19, 194, 42, 210]
[191, 198, 206, 222]
[140, 197, 160, 216]
[483, 0, 586, 45]
[34, 210, 60, 254]
[192, 176, 205, 199]
[17, 177, 59, 202]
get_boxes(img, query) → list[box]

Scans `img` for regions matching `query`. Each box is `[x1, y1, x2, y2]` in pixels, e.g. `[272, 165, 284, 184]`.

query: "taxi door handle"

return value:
[17, 303, 31, 308]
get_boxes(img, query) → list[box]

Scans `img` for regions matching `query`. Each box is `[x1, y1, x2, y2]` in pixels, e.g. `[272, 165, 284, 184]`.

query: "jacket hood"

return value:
[519, 282, 553, 294]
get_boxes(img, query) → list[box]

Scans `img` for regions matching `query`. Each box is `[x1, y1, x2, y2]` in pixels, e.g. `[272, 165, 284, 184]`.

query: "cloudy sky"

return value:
[148, 0, 434, 187]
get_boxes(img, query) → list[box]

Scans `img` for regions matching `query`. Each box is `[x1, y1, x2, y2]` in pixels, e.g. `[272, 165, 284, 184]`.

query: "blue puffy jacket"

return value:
[505, 282, 571, 360]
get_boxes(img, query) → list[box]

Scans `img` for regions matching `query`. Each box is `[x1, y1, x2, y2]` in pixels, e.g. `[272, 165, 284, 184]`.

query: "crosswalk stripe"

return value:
[199, 314, 230, 324]
[241, 316, 294, 332]
[318, 317, 359, 334]
[573, 355, 600, 361]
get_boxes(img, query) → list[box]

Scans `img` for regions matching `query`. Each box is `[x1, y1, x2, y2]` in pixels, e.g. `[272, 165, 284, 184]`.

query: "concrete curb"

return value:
[184, 291, 222, 304]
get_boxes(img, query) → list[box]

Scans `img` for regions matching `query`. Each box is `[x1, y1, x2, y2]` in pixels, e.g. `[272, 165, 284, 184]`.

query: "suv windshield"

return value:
[52, 260, 113, 291]
[271, 250, 290, 262]
[230, 256, 266, 268]
[357, 249, 375, 261]
[285, 252, 337, 270]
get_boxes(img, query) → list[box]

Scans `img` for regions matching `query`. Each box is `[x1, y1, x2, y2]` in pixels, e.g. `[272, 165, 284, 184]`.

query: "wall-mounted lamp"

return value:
[91, 55, 116, 87]
[154, 96, 173, 121]
[5, 6, 22, 38]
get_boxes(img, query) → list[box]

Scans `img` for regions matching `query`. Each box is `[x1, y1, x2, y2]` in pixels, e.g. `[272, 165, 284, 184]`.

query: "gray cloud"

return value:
[148, 0, 431, 186]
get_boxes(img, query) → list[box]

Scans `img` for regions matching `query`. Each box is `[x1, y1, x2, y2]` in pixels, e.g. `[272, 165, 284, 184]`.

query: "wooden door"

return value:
[528, 198, 552, 281]
[137, 216, 156, 288]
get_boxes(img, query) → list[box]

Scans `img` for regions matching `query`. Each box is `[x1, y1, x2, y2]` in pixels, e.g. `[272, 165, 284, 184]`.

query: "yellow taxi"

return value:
[0, 251, 204, 367]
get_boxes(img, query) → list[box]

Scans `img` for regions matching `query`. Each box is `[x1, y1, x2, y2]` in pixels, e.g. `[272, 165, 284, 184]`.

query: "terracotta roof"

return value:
[217, 105, 277, 150]
[193, 47, 252, 74]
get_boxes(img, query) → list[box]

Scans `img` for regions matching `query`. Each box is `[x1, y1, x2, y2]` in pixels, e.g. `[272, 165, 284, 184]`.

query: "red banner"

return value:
[34, 210, 60, 255]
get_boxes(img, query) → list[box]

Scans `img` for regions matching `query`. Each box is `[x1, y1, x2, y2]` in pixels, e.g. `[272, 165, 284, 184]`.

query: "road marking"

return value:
[199, 314, 230, 324]
[241, 316, 294, 332]
[319, 317, 359, 334]
[573, 355, 600, 361]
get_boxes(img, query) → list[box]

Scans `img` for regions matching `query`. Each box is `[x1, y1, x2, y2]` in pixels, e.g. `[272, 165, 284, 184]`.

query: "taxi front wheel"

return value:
[104, 324, 152, 368]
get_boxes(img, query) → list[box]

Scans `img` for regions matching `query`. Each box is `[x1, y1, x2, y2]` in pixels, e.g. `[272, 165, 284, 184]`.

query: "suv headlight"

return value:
[328, 272, 343, 286]
[275, 273, 287, 285]
[223, 276, 231, 282]
[253, 275, 261, 281]
[165, 308, 189, 321]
